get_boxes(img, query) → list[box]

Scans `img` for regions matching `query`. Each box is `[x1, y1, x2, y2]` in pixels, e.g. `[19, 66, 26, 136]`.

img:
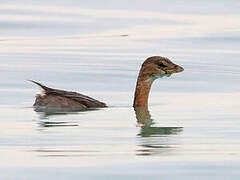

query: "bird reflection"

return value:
[134, 107, 183, 156]
[135, 107, 153, 127]
[38, 121, 78, 128]
[139, 125, 182, 137]
[36, 107, 100, 118]
[35, 110, 80, 128]
[35, 108, 101, 128]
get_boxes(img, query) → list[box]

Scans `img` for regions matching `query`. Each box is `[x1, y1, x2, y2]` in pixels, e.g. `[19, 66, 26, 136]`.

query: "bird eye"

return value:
[158, 63, 168, 69]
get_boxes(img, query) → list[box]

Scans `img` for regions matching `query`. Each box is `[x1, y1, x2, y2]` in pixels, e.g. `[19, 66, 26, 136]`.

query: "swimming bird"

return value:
[30, 56, 183, 112]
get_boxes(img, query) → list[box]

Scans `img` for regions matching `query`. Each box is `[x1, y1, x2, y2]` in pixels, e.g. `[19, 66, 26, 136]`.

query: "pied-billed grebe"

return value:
[30, 56, 183, 112]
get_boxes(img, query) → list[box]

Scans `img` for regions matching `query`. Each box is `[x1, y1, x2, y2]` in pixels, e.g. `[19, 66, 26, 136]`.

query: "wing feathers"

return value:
[29, 80, 106, 108]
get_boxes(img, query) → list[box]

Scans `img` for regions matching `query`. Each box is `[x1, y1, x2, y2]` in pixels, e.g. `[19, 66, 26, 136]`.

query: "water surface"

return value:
[1, 1, 240, 179]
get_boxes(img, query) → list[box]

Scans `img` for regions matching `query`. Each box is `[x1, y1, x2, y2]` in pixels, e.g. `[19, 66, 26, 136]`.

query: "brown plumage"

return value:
[30, 56, 183, 113]
[133, 56, 184, 126]
[29, 80, 106, 112]
[133, 56, 184, 108]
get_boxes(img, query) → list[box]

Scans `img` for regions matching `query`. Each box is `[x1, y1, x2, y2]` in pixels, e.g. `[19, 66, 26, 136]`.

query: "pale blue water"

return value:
[1, 1, 240, 179]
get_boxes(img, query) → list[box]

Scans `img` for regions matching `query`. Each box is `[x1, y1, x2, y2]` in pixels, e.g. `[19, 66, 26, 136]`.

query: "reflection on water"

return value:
[138, 126, 183, 137]
[35, 105, 102, 116]
[38, 121, 78, 127]
[35, 106, 104, 128]
[134, 107, 153, 126]
[35, 149, 100, 157]
[1, 0, 240, 179]
[35, 108, 104, 127]
[36, 109, 80, 127]
[135, 107, 183, 156]
[37, 111, 79, 118]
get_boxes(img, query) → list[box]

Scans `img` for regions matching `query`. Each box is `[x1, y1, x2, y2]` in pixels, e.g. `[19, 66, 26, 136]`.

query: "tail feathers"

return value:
[28, 80, 51, 92]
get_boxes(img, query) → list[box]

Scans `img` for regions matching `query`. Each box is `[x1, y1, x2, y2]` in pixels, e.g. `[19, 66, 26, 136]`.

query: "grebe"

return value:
[30, 56, 183, 112]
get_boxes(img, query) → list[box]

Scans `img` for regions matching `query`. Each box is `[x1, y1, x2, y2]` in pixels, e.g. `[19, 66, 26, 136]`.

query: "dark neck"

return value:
[133, 77, 153, 108]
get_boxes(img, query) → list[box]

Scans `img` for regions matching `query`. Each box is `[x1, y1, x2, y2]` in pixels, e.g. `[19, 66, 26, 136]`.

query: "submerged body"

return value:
[30, 80, 106, 112]
[30, 56, 183, 113]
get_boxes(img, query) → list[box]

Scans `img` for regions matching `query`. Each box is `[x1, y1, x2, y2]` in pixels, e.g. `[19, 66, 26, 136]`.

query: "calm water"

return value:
[1, 1, 240, 179]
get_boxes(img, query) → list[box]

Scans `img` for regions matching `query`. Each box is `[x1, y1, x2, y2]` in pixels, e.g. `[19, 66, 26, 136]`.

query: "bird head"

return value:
[139, 56, 184, 81]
